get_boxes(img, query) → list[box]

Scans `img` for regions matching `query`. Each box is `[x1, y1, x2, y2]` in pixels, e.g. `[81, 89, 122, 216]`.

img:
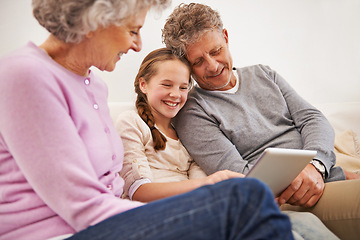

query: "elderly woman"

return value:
[0, 1, 294, 239]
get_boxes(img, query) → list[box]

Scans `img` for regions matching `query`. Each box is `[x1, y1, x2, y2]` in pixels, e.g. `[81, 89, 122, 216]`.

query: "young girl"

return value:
[116, 48, 242, 202]
[116, 48, 339, 240]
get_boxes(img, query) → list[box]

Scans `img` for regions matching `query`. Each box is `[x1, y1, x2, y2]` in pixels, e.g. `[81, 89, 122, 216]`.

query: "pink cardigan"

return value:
[0, 42, 144, 240]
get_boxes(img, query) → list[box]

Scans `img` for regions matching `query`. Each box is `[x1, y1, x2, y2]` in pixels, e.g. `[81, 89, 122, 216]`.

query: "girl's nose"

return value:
[169, 88, 180, 98]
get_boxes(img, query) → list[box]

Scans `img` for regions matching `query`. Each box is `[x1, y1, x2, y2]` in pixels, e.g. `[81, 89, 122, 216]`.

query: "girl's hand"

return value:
[204, 170, 244, 185]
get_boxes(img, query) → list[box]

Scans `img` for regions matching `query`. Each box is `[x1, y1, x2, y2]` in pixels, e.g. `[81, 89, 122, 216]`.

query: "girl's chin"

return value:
[163, 110, 179, 119]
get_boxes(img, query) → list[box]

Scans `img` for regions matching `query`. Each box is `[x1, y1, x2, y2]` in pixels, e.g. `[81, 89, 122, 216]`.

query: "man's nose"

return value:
[206, 56, 219, 72]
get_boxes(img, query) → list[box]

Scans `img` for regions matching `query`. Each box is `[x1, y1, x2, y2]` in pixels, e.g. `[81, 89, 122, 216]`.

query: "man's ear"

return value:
[139, 77, 147, 94]
[222, 28, 229, 44]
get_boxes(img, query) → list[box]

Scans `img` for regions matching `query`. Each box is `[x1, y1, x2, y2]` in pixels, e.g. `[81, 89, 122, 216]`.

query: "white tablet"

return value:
[245, 148, 317, 197]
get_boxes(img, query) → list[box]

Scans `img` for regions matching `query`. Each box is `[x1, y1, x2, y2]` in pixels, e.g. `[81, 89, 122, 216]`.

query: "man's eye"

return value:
[211, 48, 221, 55]
[131, 31, 138, 35]
[162, 84, 171, 87]
[193, 59, 202, 66]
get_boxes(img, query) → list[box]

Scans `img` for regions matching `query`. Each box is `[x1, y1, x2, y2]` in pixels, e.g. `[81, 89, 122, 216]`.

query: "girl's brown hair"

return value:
[134, 48, 191, 151]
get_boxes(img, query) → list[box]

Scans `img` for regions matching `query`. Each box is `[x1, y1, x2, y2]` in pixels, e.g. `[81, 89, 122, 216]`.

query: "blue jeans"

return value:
[68, 178, 293, 240]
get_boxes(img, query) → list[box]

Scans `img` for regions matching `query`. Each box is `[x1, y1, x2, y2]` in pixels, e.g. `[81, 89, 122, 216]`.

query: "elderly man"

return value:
[162, 3, 360, 239]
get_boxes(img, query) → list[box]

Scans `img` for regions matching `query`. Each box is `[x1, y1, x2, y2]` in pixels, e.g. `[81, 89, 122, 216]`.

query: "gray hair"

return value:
[162, 3, 223, 58]
[32, 0, 171, 43]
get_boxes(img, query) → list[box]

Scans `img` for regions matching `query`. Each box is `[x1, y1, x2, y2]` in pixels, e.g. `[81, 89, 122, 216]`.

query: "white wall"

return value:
[1, 0, 359, 104]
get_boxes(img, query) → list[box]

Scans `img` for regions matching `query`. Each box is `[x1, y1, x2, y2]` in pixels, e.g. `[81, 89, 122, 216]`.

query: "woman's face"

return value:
[87, 8, 148, 72]
[139, 59, 190, 123]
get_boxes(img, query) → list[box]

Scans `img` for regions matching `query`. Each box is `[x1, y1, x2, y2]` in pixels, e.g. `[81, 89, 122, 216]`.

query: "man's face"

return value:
[186, 29, 236, 91]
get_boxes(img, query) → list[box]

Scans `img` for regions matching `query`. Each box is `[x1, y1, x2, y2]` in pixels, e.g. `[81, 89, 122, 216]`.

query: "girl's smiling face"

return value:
[139, 59, 191, 124]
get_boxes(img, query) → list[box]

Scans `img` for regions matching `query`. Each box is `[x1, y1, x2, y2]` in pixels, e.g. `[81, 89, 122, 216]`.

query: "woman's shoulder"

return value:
[0, 42, 50, 71]
[0, 42, 78, 89]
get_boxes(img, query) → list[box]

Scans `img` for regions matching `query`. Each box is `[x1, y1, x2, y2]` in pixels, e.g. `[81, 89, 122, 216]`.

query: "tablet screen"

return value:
[246, 148, 317, 196]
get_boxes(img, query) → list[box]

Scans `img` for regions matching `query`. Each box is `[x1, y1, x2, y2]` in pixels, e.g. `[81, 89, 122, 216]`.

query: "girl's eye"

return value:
[180, 84, 189, 90]
[131, 31, 138, 36]
[162, 84, 171, 87]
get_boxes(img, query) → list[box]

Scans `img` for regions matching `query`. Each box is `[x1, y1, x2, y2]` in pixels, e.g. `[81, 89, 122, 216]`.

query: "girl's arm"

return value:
[188, 160, 208, 179]
[116, 110, 244, 202]
[133, 170, 244, 202]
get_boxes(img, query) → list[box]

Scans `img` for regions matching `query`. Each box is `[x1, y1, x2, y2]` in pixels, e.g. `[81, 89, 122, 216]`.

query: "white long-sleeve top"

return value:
[116, 110, 206, 199]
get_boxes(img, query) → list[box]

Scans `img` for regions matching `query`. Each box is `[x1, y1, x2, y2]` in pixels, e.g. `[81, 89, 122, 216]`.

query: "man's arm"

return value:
[266, 66, 342, 207]
[267, 65, 343, 180]
[174, 97, 249, 175]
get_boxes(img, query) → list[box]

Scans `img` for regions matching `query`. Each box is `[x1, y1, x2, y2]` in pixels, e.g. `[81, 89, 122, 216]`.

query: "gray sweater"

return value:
[174, 64, 345, 182]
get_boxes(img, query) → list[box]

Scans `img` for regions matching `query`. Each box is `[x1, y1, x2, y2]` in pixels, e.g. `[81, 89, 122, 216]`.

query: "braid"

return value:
[135, 86, 167, 151]
[134, 47, 191, 151]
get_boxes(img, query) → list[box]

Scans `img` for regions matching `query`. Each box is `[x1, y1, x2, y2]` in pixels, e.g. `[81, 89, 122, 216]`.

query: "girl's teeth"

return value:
[164, 101, 177, 107]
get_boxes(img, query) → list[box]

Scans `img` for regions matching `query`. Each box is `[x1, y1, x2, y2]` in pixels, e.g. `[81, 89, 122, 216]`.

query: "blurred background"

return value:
[1, 0, 359, 104]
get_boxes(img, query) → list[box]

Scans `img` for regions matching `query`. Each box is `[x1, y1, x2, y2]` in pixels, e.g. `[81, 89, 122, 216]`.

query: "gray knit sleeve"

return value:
[174, 92, 251, 175]
[262, 65, 345, 181]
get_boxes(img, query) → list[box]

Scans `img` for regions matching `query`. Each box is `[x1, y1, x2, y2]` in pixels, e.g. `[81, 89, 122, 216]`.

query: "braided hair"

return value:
[134, 48, 191, 151]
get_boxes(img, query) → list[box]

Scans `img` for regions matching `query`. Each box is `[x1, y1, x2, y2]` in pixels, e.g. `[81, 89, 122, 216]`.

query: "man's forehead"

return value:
[185, 30, 225, 59]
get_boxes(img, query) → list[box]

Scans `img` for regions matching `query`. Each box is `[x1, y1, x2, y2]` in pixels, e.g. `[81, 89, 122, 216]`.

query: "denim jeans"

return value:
[68, 178, 293, 240]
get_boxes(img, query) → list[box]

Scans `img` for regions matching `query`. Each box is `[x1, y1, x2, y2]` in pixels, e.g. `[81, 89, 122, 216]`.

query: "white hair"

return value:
[32, 0, 171, 43]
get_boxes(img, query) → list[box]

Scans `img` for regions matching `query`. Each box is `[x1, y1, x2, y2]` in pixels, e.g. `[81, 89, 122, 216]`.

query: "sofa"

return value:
[109, 101, 360, 239]
[313, 102, 360, 173]
[108, 101, 360, 174]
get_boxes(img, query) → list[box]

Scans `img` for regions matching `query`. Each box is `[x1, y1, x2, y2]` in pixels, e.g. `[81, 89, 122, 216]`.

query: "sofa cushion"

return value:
[109, 101, 360, 173]
[314, 102, 360, 137]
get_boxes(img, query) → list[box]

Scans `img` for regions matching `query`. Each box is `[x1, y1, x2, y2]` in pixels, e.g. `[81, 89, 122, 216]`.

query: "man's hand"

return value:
[276, 163, 325, 207]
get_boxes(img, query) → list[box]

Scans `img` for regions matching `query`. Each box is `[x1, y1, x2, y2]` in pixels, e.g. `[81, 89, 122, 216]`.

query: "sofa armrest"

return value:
[108, 102, 135, 124]
[314, 102, 360, 137]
